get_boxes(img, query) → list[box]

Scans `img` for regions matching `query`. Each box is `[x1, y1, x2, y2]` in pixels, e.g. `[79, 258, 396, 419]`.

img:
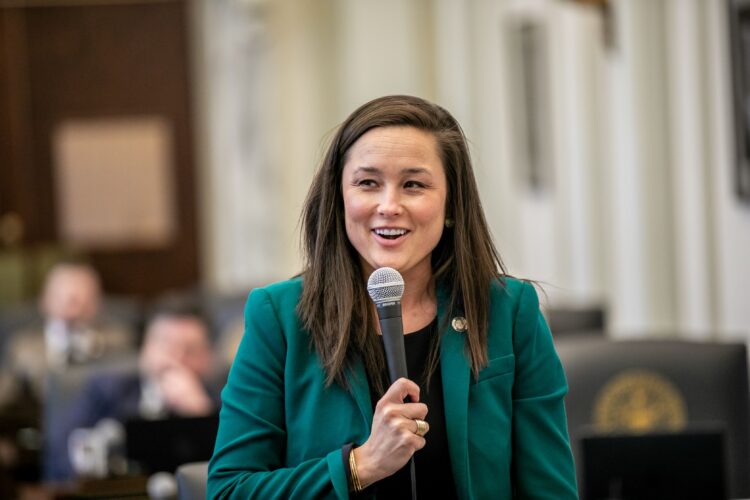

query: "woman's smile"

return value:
[373, 227, 409, 239]
[372, 227, 410, 244]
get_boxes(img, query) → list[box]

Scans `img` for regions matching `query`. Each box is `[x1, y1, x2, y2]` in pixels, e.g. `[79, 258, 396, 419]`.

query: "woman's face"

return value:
[341, 126, 447, 283]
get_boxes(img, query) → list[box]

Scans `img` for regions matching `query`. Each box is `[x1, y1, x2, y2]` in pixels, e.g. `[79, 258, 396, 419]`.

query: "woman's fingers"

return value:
[378, 400, 428, 422]
[374, 378, 429, 447]
[377, 377, 426, 412]
[382, 377, 421, 404]
[356, 378, 432, 486]
[376, 377, 429, 423]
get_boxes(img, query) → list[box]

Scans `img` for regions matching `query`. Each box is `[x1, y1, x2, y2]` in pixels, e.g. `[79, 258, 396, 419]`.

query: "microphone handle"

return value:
[377, 301, 408, 383]
[381, 318, 407, 381]
[376, 301, 417, 500]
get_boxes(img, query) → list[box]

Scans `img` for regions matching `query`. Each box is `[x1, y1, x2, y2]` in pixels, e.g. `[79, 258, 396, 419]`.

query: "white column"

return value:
[664, 0, 715, 338]
[268, 0, 339, 280]
[468, 0, 523, 273]
[433, 0, 473, 132]
[335, 0, 436, 115]
[705, 0, 750, 342]
[548, 4, 606, 305]
[194, 0, 284, 291]
[604, 0, 676, 336]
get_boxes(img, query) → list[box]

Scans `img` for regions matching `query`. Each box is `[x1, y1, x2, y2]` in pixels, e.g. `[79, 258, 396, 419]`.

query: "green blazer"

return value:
[208, 277, 578, 499]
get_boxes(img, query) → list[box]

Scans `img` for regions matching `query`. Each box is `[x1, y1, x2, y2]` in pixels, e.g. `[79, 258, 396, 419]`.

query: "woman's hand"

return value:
[353, 378, 429, 488]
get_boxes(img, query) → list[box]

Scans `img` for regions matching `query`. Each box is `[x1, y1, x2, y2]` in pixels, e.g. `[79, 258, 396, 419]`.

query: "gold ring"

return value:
[414, 419, 429, 437]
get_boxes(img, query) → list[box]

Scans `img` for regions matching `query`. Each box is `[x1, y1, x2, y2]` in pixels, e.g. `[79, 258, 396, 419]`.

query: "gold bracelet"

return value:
[349, 448, 363, 492]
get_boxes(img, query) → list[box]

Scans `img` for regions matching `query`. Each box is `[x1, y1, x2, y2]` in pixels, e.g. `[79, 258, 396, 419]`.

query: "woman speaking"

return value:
[208, 95, 578, 499]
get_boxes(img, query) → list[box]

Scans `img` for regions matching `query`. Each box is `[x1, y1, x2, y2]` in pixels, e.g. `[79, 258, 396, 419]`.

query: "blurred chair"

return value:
[176, 461, 208, 500]
[556, 337, 750, 498]
[544, 305, 605, 337]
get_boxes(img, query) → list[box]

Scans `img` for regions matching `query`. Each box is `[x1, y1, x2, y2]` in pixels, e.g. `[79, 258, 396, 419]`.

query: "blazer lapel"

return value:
[438, 289, 471, 498]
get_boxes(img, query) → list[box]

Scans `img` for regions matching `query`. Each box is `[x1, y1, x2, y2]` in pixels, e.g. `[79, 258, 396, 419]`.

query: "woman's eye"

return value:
[356, 179, 377, 188]
[404, 180, 425, 189]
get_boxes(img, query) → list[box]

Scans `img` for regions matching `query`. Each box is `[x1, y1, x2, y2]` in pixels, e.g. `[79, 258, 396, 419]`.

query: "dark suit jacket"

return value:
[45, 372, 143, 481]
[46, 370, 224, 481]
[208, 277, 578, 499]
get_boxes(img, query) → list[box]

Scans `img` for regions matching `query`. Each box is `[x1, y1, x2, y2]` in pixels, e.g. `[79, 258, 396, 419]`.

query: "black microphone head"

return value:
[367, 267, 405, 305]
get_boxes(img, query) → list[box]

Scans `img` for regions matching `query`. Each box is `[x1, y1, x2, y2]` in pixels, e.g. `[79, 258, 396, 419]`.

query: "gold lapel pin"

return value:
[451, 316, 468, 332]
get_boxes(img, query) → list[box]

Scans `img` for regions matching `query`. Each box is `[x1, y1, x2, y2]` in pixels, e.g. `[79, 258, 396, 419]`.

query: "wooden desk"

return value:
[18, 475, 149, 500]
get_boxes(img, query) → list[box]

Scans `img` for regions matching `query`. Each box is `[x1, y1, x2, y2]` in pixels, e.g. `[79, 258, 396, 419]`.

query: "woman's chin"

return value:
[360, 254, 433, 281]
[365, 262, 397, 273]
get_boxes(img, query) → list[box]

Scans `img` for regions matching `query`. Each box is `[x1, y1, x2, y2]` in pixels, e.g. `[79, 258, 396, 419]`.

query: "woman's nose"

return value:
[377, 187, 402, 216]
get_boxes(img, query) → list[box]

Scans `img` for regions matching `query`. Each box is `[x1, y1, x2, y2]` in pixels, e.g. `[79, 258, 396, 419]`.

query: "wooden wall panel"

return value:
[0, 1, 200, 298]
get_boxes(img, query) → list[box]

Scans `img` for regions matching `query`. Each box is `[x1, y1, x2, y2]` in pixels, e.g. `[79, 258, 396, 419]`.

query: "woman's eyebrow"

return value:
[401, 167, 431, 176]
[350, 166, 432, 176]
[351, 166, 381, 175]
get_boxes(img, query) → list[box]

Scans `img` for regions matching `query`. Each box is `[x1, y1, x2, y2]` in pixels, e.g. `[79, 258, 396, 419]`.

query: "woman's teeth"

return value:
[374, 228, 407, 239]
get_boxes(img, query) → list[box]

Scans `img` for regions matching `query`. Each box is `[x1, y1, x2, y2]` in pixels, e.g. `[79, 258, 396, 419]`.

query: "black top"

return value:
[344, 318, 457, 498]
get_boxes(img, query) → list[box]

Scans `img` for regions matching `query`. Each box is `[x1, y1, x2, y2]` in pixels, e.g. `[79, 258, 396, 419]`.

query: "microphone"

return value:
[367, 267, 418, 500]
[367, 267, 407, 383]
[146, 471, 178, 500]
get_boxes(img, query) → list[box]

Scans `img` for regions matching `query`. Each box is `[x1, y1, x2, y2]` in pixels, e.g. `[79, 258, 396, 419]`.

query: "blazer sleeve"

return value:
[511, 282, 578, 499]
[207, 288, 346, 499]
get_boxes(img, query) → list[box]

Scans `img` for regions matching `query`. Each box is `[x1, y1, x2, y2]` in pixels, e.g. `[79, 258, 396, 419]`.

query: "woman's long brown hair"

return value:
[298, 95, 506, 393]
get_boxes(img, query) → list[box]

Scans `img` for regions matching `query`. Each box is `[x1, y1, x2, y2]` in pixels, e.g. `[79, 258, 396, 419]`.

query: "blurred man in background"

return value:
[136, 305, 217, 419]
[0, 261, 135, 410]
[46, 303, 221, 480]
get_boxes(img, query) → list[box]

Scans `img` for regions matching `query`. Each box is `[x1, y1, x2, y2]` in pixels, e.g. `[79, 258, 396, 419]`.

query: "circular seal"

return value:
[593, 369, 688, 433]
